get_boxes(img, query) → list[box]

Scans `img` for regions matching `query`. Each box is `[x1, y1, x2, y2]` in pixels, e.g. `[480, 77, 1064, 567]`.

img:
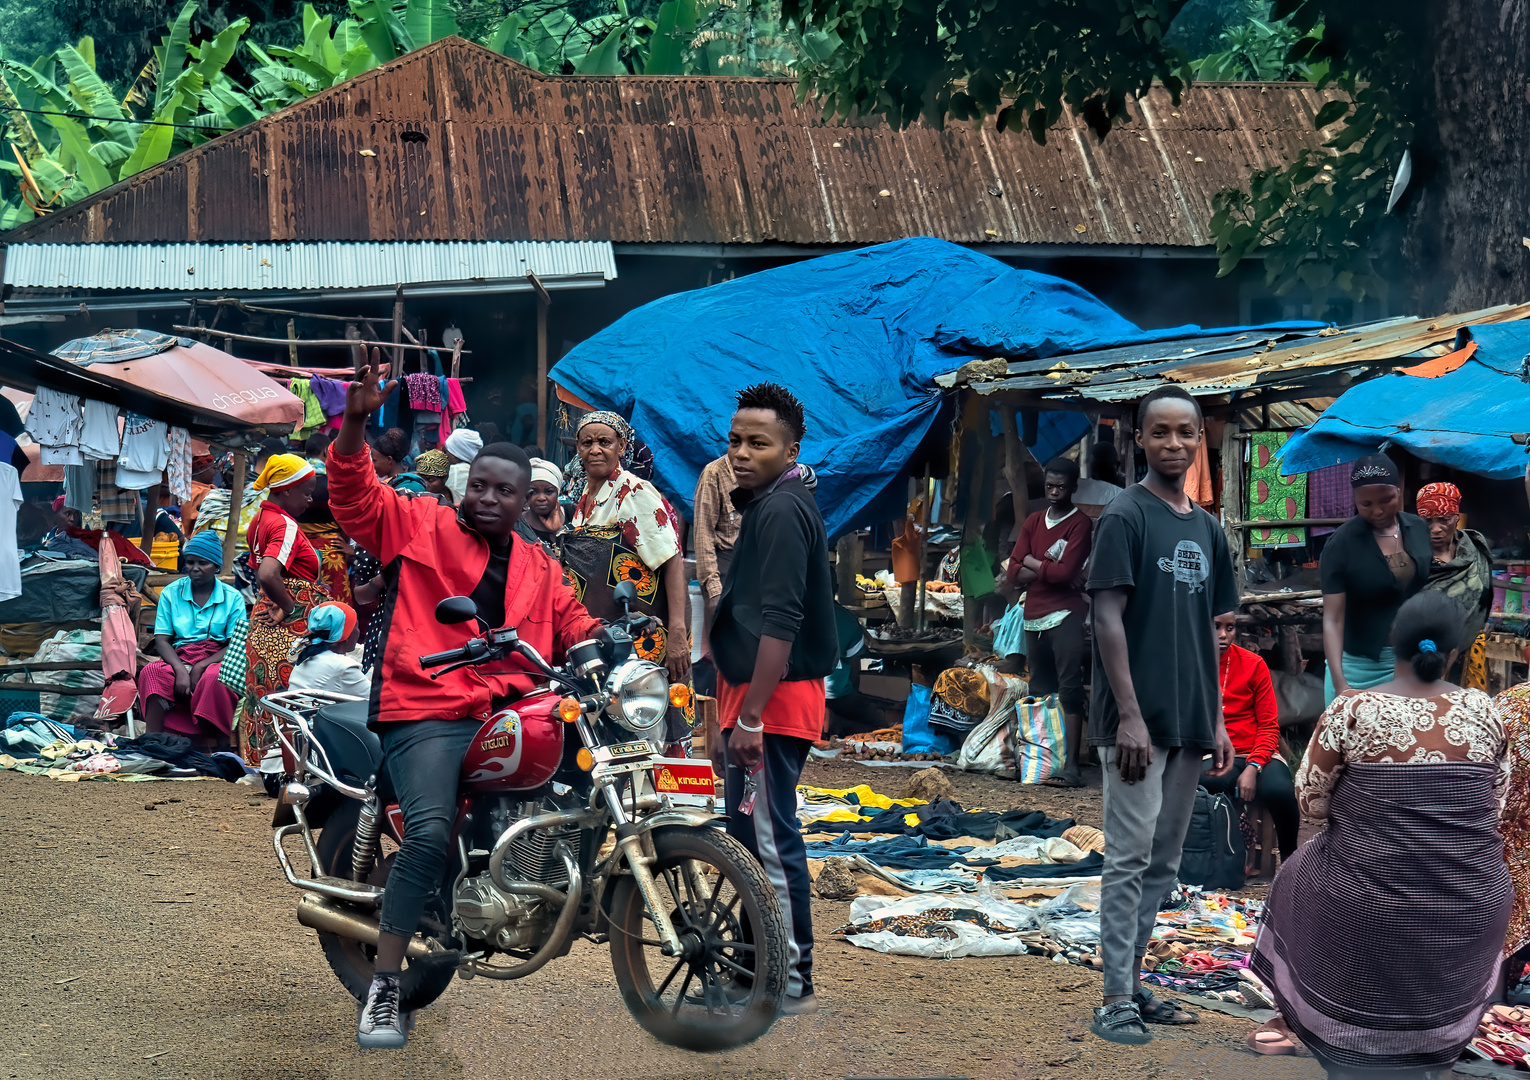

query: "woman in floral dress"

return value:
[560, 411, 692, 746]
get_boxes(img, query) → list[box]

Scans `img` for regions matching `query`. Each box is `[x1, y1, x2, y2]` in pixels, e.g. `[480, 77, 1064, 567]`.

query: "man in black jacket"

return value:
[706, 382, 835, 1016]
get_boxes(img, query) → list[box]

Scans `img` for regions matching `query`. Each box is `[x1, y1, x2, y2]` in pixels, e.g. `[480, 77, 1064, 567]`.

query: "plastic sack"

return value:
[955, 672, 1028, 774]
[992, 604, 1026, 657]
[1036, 882, 1102, 949]
[900, 683, 957, 755]
[1015, 695, 1066, 783]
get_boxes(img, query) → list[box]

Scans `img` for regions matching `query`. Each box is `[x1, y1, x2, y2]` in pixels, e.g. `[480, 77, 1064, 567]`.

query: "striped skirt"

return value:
[1251, 761, 1511, 1071]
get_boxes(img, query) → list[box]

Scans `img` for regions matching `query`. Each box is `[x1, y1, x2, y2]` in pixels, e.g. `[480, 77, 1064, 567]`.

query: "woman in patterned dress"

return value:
[240, 454, 328, 764]
[560, 411, 692, 746]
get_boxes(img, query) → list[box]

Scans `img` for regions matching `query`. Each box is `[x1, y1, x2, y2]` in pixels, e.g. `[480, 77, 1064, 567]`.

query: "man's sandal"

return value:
[1091, 1000, 1152, 1045]
[1133, 990, 1199, 1025]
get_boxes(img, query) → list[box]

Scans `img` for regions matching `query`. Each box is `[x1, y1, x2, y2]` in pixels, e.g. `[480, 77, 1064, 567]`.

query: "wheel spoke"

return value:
[654, 955, 687, 997]
[670, 966, 696, 1018]
[712, 952, 754, 978]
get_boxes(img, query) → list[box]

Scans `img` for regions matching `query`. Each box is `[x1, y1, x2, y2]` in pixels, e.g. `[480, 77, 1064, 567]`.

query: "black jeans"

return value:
[1024, 613, 1086, 716]
[1200, 754, 1300, 860]
[376, 718, 481, 939]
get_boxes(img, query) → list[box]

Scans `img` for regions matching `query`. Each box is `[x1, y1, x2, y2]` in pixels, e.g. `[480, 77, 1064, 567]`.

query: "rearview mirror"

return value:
[612, 580, 638, 612]
[436, 596, 480, 625]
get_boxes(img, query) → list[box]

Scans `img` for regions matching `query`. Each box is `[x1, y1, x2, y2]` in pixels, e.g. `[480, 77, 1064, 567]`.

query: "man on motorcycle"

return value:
[327, 355, 602, 1048]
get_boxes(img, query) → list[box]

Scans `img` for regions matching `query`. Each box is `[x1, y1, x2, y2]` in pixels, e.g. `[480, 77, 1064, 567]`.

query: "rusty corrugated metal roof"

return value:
[3, 39, 1341, 247]
[944, 303, 1530, 415]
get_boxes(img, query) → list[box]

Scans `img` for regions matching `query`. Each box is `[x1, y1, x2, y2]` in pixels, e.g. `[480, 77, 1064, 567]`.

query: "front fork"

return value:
[601, 783, 687, 956]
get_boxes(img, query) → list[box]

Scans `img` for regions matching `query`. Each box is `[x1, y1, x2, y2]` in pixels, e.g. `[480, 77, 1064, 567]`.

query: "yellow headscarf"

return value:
[252, 453, 315, 492]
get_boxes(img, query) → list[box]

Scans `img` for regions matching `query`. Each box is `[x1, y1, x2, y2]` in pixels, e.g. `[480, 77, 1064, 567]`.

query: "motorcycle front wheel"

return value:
[312, 800, 456, 1012]
[608, 825, 789, 1051]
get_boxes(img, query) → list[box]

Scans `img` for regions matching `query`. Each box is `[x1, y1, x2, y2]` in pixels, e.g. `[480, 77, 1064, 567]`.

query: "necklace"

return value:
[1219, 648, 1233, 699]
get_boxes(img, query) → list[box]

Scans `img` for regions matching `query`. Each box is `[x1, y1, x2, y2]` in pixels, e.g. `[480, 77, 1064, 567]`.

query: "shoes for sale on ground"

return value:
[357, 973, 408, 1049]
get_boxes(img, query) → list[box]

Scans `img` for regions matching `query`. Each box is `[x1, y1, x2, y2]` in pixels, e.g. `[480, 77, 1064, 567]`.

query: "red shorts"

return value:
[716, 675, 826, 742]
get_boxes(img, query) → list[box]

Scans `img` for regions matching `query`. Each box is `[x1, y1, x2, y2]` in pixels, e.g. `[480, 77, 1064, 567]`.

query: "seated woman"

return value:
[1201, 612, 1299, 862]
[241, 453, 326, 765]
[370, 427, 426, 494]
[1417, 481, 1493, 688]
[287, 601, 370, 697]
[562, 411, 691, 746]
[1320, 454, 1430, 703]
[137, 532, 245, 749]
[412, 449, 455, 505]
[1249, 592, 1511, 1073]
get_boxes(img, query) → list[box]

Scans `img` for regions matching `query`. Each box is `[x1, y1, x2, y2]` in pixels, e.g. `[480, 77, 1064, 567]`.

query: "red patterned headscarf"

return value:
[1416, 482, 1462, 519]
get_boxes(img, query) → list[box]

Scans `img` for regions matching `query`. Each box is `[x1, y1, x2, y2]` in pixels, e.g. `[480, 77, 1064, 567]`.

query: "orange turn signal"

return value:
[575, 747, 594, 771]
[668, 683, 693, 709]
[558, 697, 582, 723]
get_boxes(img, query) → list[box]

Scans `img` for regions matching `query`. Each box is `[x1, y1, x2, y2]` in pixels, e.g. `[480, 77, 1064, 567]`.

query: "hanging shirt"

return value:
[152, 576, 246, 648]
[28, 389, 84, 466]
[0, 462, 21, 602]
[246, 499, 321, 582]
[117, 412, 168, 489]
[80, 400, 121, 460]
[165, 427, 192, 499]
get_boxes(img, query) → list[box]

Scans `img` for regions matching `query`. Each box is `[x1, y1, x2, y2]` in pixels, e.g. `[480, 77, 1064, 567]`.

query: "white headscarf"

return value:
[529, 458, 564, 490]
[444, 429, 483, 463]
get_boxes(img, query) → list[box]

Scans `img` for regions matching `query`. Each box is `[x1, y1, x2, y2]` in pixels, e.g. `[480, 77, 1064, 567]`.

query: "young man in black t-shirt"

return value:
[1086, 386, 1237, 1046]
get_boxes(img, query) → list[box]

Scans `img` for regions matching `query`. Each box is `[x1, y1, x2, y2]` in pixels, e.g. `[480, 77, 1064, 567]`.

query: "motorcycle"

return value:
[264, 580, 789, 1050]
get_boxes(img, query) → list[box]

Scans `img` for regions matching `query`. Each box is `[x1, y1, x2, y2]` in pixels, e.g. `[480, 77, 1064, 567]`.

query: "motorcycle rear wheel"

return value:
[608, 825, 789, 1051]
[312, 800, 456, 1012]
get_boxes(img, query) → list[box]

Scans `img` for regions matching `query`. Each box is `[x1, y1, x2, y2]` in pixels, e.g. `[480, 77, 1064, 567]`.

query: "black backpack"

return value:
[1178, 786, 1246, 891]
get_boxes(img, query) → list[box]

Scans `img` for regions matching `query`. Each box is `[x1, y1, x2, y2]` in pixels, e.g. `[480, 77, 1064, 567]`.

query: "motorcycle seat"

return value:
[311, 699, 382, 788]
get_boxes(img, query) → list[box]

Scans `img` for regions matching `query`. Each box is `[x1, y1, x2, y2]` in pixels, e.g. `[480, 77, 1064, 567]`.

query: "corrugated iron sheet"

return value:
[951, 303, 1530, 412]
[3, 40, 1341, 247]
[3, 240, 615, 291]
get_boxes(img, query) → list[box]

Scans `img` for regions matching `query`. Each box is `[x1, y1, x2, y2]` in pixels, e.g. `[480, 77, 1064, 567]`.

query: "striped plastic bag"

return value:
[1013, 695, 1066, 784]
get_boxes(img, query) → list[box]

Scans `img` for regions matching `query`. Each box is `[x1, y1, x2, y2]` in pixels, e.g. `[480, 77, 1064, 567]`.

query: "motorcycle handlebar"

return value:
[418, 644, 477, 669]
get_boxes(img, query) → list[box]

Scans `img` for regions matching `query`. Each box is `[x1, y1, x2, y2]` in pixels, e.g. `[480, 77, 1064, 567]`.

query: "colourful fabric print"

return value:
[1247, 431, 1307, 548]
[611, 552, 659, 601]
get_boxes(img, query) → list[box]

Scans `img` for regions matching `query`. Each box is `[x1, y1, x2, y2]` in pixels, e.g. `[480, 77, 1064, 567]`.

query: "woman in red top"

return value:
[1202, 612, 1298, 860]
[240, 453, 325, 765]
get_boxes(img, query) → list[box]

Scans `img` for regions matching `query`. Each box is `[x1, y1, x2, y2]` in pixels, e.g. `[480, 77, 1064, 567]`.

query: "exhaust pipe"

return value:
[296, 894, 440, 961]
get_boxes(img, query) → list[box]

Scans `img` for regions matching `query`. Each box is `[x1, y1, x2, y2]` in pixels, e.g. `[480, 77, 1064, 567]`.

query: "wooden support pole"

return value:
[450, 339, 463, 381]
[531, 272, 551, 452]
[835, 532, 863, 605]
[139, 482, 161, 558]
[221, 450, 246, 576]
[1115, 417, 1135, 484]
[957, 391, 990, 648]
[914, 465, 932, 632]
[286, 319, 298, 366]
[346, 323, 362, 376]
[999, 407, 1029, 524]
[1221, 420, 1245, 592]
[392, 284, 404, 374]
[1280, 624, 1303, 674]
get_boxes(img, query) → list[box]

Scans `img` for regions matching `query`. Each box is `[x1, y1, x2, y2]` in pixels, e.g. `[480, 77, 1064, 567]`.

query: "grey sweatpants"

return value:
[1098, 745, 1205, 998]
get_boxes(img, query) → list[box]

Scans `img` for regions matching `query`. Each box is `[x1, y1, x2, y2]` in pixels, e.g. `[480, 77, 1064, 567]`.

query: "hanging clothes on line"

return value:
[166, 427, 192, 500]
[116, 412, 168, 490]
[80, 401, 120, 461]
[29, 388, 84, 466]
[288, 379, 326, 439]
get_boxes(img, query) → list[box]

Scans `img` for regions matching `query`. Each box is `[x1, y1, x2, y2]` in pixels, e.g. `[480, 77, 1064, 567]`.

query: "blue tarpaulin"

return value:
[550, 237, 1309, 535]
[1279, 322, 1530, 480]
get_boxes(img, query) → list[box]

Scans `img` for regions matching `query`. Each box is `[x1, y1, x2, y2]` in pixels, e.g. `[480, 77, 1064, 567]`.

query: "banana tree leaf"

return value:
[574, 23, 628, 74]
[302, 12, 341, 72]
[265, 49, 338, 85]
[44, 111, 111, 191]
[55, 45, 127, 128]
[87, 138, 132, 167]
[1, 59, 75, 116]
[403, 0, 457, 51]
[203, 81, 264, 128]
[339, 40, 380, 79]
[643, 0, 696, 75]
[349, 0, 401, 62]
[189, 17, 251, 85]
[484, 13, 529, 57]
[154, 1, 198, 115]
[121, 95, 180, 177]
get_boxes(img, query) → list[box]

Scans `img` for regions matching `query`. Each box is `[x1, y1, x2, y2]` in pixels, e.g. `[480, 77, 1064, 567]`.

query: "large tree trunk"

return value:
[1402, 0, 1530, 312]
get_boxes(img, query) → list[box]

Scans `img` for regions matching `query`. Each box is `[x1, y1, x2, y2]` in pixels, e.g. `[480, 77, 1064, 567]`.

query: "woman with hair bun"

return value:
[1247, 590, 1511, 1072]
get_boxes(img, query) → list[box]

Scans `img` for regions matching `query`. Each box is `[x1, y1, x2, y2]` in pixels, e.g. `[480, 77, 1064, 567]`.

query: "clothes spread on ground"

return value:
[29, 388, 84, 466]
[116, 412, 169, 489]
[80, 400, 120, 460]
[1086, 484, 1238, 750]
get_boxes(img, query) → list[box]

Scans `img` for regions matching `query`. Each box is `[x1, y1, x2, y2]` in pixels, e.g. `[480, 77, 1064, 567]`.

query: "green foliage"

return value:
[1193, 14, 1324, 82]
[778, 0, 1194, 141]
[1208, 1, 1419, 300]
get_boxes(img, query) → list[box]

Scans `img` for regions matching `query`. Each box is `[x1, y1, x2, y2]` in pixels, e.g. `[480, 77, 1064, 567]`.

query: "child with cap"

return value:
[287, 601, 370, 697]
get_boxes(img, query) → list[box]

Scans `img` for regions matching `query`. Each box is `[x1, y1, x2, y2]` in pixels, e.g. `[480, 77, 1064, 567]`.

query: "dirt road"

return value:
[0, 764, 1322, 1080]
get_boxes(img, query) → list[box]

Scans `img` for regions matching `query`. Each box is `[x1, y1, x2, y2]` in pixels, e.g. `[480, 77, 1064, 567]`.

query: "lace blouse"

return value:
[1296, 688, 1510, 819]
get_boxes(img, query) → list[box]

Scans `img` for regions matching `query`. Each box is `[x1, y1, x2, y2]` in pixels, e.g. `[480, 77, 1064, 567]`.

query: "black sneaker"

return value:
[357, 973, 407, 1049]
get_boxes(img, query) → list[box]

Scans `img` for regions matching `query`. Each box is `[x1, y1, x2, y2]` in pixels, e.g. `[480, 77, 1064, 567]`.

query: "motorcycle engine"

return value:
[455, 874, 543, 951]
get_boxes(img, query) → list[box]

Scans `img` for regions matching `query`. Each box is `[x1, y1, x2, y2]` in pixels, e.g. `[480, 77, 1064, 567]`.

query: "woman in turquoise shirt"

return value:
[137, 531, 246, 749]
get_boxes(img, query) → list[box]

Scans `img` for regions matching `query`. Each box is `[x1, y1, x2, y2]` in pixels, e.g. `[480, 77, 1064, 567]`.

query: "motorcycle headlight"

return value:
[609, 659, 670, 736]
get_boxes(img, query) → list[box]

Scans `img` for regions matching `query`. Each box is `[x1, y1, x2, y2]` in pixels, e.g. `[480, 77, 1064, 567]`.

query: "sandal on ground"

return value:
[1043, 769, 1084, 788]
[1133, 990, 1199, 1026]
[1091, 1000, 1152, 1045]
[1246, 1018, 1313, 1058]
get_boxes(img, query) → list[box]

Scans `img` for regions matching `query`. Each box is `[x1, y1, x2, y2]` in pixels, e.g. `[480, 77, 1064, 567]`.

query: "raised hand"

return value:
[345, 348, 396, 418]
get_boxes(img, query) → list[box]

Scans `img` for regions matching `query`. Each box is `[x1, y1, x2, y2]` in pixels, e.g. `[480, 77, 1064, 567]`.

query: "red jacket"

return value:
[1219, 643, 1279, 767]
[327, 444, 601, 724]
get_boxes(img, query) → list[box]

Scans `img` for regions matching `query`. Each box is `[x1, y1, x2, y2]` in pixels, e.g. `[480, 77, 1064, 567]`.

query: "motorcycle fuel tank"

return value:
[460, 692, 563, 792]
